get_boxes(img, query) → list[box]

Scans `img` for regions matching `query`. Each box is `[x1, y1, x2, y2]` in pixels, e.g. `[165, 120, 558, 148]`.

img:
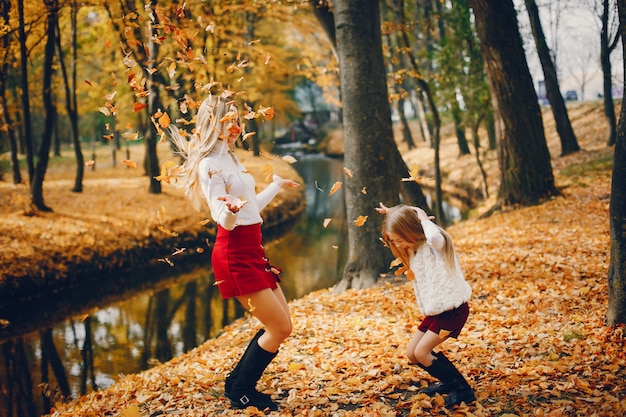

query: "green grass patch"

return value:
[559, 154, 613, 178]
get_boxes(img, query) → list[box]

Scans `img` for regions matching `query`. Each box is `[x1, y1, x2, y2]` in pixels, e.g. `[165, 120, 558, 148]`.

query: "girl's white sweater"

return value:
[410, 219, 472, 316]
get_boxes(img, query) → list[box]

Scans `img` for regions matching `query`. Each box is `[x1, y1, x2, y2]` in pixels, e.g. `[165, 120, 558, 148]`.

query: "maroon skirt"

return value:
[212, 223, 281, 299]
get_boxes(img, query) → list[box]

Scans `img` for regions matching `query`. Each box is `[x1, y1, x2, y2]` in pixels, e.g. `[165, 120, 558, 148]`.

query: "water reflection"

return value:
[0, 155, 347, 417]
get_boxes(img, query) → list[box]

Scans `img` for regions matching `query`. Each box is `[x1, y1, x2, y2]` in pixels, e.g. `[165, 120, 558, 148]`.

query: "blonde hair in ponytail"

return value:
[165, 93, 241, 211]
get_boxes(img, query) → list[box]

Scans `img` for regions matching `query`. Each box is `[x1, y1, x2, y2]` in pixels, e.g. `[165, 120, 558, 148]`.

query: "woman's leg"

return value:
[236, 286, 292, 353]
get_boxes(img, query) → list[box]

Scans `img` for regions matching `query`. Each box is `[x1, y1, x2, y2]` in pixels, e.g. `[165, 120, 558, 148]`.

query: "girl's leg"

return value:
[236, 286, 292, 353]
[411, 330, 448, 367]
[406, 330, 425, 364]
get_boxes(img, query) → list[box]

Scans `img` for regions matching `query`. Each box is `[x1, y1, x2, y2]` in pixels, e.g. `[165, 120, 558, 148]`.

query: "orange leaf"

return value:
[329, 181, 342, 196]
[353, 215, 368, 227]
[122, 159, 137, 169]
[133, 102, 147, 112]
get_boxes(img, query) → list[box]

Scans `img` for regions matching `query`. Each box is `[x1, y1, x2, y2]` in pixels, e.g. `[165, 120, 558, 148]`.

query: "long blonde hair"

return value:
[166, 92, 241, 211]
[381, 205, 456, 279]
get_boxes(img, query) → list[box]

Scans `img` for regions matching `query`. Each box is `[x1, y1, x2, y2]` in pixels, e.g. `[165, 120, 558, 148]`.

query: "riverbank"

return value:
[0, 144, 306, 338]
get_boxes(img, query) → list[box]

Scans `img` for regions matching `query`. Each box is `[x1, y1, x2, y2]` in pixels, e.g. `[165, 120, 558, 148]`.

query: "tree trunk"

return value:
[145, 0, 162, 195]
[333, 0, 399, 291]
[31, 0, 59, 212]
[606, 0, 626, 326]
[452, 100, 470, 156]
[470, 0, 557, 207]
[56, 0, 84, 193]
[601, 0, 619, 147]
[525, 0, 579, 156]
[17, 0, 35, 183]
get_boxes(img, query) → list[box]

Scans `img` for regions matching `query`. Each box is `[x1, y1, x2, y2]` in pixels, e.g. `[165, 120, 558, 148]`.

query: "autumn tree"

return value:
[30, 0, 60, 212]
[56, 0, 84, 192]
[524, 0, 579, 156]
[599, 0, 620, 146]
[469, 0, 557, 207]
[0, 0, 22, 185]
[332, 0, 399, 291]
[309, 0, 430, 214]
[607, 0, 626, 326]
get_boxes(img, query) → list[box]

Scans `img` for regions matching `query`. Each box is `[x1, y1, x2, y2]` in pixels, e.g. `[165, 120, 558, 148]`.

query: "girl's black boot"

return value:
[423, 352, 475, 409]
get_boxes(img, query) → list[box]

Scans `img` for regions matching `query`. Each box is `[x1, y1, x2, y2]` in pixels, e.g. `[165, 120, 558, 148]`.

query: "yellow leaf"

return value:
[343, 166, 353, 178]
[329, 181, 342, 196]
[120, 405, 141, 417]
[122, 160, 137, 169]
[158, 112, 171, 129]
[353, 215, 368, 227]
[282, 155, 297, 164]
[323, 218, 332, 228]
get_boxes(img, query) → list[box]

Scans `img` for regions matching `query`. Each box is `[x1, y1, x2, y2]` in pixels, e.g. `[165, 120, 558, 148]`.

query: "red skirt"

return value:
[212, 223, 281, 299]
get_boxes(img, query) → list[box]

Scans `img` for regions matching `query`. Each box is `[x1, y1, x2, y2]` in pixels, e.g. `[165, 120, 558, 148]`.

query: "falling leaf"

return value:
[242, 131, 256, 141]
[84, 79, 93, 87]
[343, 167, 353, 178]
[85, 160, 95, 167]
[361, 187, 367, 194]
[158, 257, 174, 267]
[213, 280, 224, 286]
[133, 102, 147, 112]
[122, 160, 137, 169]
[282, 155, 297, 164]
[247, 298, 256, 312]
[329, 181, 342, 196]
[331, 245, 339, 250]
[158, 112, 171, 129]
[172, 247, 186, 256]
[98, 107, 111, 116]
[315, 181, 325, 192]
[353, 215, 368, 227]
[323, 218, 332, 228]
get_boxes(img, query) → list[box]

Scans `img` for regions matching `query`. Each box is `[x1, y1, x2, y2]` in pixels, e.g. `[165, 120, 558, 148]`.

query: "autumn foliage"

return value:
[43, 107, 625, 416]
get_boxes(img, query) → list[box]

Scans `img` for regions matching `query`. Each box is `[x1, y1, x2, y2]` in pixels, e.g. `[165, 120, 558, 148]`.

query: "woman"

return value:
[376, 203, 475, 409]
[166, 92, 300, 411]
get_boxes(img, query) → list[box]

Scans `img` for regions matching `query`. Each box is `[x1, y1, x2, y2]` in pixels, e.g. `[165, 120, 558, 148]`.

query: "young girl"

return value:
[166, 92, 300, 412]
[376, 203, 475, 409]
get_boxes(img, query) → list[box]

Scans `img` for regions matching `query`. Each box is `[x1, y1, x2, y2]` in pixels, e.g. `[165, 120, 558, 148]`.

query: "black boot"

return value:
[227, 337, 278, 411]
[224, 329, 265, 397]
[423, 352, 475, 409]
[416, 355, 450, 397]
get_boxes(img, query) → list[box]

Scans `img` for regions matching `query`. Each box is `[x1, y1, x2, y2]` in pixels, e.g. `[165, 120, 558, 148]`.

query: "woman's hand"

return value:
[272, 174, 300, 189]
[217, 195, 247, 213]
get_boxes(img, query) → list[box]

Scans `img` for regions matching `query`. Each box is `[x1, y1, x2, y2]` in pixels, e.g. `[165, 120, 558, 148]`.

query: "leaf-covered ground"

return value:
[2, 100, 625, 416]
[43, 101, 625, 416]
[47, 164, 624, 417]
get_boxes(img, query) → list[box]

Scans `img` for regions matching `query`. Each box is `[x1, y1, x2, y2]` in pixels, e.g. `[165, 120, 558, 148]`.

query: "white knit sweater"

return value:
[198, 140, 280, 230]
[410, 219, 472, 316]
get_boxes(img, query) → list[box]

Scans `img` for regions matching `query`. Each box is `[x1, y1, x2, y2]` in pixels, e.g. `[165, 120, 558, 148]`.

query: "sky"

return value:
[514, 0, 624, 101]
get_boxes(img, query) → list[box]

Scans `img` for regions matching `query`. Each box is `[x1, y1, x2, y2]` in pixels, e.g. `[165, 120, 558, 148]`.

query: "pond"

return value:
[0, 155, 348, 417]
